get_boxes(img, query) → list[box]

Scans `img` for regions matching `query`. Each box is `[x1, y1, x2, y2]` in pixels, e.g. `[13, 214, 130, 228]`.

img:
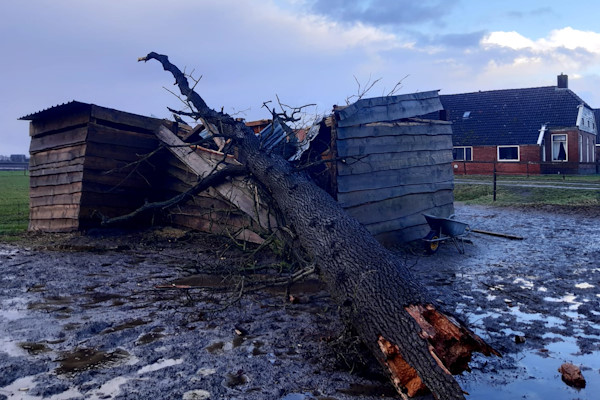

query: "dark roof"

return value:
[434, 86, 590, 146]
[19, 101, 91, 121]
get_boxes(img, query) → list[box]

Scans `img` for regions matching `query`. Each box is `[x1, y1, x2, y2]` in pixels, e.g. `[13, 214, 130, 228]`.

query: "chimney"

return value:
[557, 73, 568, 89]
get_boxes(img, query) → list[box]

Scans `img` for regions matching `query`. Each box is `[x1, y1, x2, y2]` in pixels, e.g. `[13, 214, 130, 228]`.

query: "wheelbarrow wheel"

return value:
[424, 230, 440, 254]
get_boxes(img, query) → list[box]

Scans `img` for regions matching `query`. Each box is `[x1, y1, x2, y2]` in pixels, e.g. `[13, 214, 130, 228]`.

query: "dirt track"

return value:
[0, 204, 599, 399]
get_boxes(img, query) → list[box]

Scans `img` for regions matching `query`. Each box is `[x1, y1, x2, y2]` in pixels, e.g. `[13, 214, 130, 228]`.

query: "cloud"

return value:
[309, 0, 458, 27]
[507, 7, 554, 19]
[482, 27, 600, 55]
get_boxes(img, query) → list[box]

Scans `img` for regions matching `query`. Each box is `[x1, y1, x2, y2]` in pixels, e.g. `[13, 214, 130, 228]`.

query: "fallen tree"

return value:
[139, 52, 499, 399]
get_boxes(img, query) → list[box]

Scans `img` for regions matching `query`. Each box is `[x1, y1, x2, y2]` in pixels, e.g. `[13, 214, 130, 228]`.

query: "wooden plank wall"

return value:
[28, 107, 91, 231]
[160, 156, 267, 244]
[336, 119, 455, 245]
[28, 104, 171, 231]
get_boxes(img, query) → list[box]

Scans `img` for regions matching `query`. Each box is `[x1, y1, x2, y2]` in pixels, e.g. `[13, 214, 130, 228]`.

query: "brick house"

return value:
[436, 74, 597, 175]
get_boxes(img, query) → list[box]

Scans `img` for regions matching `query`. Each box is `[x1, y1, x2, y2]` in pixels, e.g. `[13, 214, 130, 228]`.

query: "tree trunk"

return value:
[140, 52, 498, 399]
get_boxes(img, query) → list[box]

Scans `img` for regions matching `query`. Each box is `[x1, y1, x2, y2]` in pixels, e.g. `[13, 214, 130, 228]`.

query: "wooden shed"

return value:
[22, 93, 454, 246]
[305, 91, 455, 245]
[20, 102, 275, 240]
[20, 101, 173, 232]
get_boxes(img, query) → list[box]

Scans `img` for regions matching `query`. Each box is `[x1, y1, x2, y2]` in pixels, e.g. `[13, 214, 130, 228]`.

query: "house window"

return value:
[552, 134, 568, 162]
[579, 134, 583, 162]
[462, 111, 471, 119]
[453, 146, 472, 161]
[497, 145, 519, 161]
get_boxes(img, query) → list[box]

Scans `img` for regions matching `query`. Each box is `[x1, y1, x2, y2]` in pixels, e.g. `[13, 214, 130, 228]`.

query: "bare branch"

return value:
[346, 74, 382, 105]
[99, 164, 246, 226]
[386, 74, 410, 97]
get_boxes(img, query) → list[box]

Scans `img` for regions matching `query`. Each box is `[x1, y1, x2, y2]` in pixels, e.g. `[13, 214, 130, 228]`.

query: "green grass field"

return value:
[0, 171, 29, 236]
[454, 174, 600, 206]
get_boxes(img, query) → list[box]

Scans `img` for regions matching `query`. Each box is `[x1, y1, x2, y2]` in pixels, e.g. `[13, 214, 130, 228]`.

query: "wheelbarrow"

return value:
[422, 214, 470, 254]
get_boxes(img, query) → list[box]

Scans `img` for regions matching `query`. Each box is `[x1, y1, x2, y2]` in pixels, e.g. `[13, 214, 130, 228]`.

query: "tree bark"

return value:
[140, 52, 498, 400]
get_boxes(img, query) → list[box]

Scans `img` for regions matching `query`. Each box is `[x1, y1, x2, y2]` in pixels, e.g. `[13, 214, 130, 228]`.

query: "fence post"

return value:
[493, 161, 497, 202]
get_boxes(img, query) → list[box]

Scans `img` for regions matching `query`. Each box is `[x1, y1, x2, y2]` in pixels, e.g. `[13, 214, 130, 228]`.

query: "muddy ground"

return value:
[0, 204, 599, 400]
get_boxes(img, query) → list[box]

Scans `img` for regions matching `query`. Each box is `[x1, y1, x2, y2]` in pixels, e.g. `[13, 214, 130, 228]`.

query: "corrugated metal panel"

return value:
[19, 101, 91, 121]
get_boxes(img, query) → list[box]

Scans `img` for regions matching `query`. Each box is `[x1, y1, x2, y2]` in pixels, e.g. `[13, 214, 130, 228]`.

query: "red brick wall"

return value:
[452, 145, 541, 175]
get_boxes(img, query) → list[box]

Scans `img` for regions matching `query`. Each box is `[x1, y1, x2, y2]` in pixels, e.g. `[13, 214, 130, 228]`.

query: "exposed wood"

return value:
[156, 125, 276, 230]
[470, 229, 524, 240]
[558, 363, 586, 388]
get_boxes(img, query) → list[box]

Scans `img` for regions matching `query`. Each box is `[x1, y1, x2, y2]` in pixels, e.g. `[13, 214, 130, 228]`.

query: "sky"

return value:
[2, 0, 600, 155]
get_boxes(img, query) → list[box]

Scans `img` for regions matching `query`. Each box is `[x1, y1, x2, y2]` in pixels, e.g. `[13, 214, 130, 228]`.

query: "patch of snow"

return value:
[183, 389, 211, 400]
[137, 358, 183, 375]
[196, 367, 216, 376]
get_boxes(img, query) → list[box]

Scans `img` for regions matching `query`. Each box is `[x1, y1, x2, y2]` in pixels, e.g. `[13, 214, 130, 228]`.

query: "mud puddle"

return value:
[407, 204, 600, 399]
[1, 206, 599, 399]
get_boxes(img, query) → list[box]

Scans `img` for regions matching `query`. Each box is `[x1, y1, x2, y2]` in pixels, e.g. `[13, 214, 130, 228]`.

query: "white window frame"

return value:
[497, 145, 520, 162]
[453, 146, 473, 161]
[551, 133, 568, 162]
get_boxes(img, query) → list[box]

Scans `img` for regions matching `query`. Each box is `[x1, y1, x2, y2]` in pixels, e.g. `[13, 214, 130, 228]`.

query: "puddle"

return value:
[206, 340, 233, 354]
[85, 292, 124, 306]
[55, 348, 129, 374]
[223, 371, 248, 388]
[461, 332, 600, 400]
[135, 332, 164, 345]
[18, 342, 51, 355]
[101, 319, 148, 334]
[27, 296, 73, 312]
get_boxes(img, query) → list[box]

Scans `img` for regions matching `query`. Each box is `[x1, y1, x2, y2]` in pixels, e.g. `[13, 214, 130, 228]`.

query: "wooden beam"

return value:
[156, 126, 276, 230]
